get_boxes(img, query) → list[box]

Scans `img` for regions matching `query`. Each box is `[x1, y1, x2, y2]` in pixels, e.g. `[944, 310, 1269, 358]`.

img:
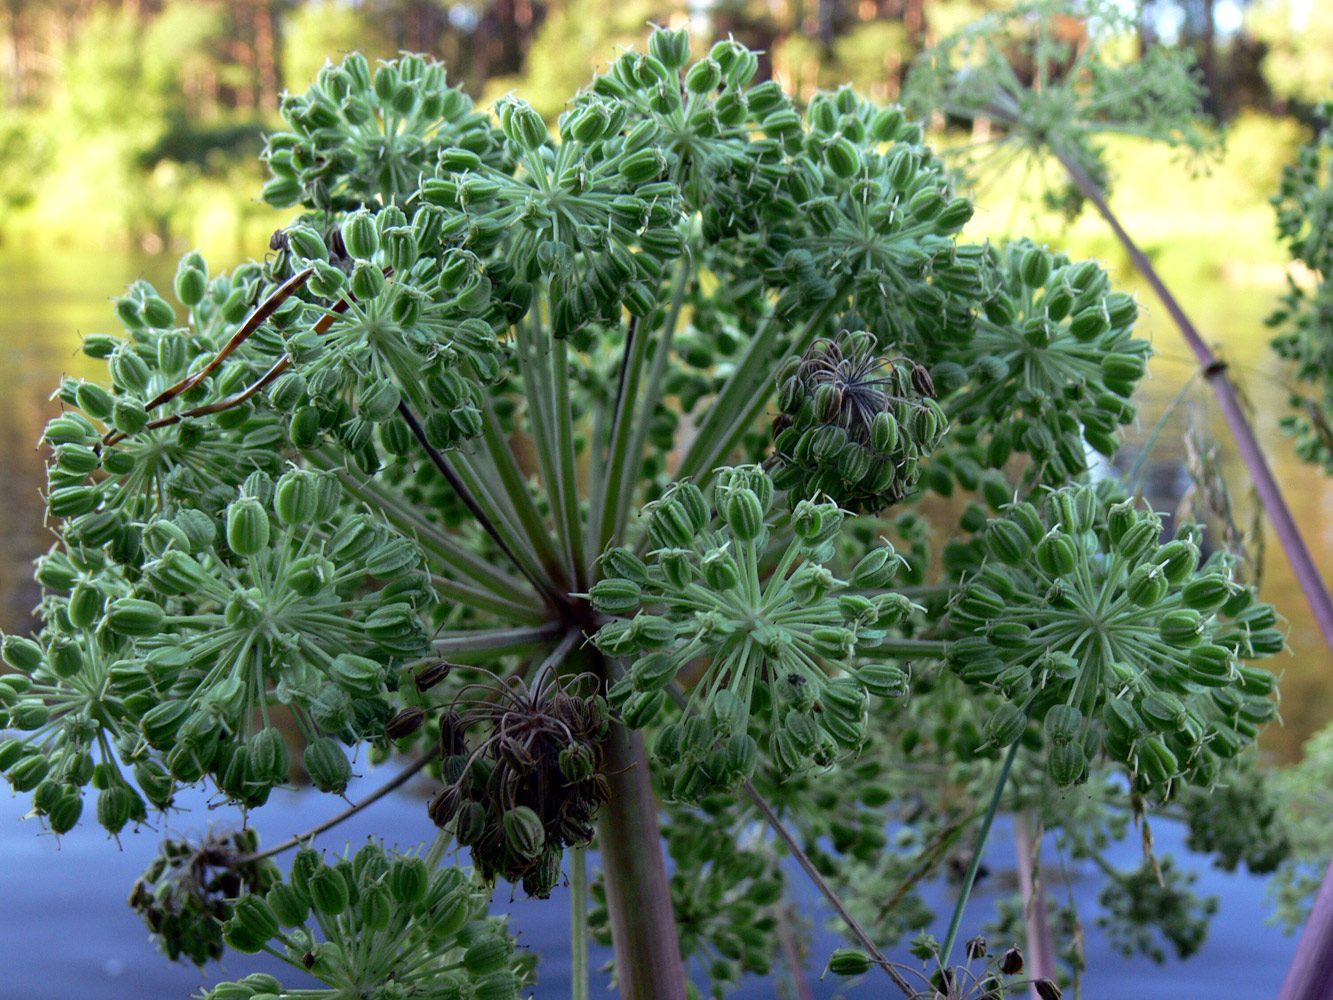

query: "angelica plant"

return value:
[0, 25, 1289, 1000]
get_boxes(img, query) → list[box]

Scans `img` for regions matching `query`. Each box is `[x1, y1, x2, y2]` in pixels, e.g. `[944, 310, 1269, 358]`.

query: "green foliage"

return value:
[1097, 856, 1218, 963]
[1268, 102, 1333, 472]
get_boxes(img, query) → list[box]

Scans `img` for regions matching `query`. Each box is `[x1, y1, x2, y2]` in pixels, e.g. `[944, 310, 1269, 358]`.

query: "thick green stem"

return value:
[595, 719, 687, 1000]
[570, 845, 590, 1000]
[939, 738, 1021, 969]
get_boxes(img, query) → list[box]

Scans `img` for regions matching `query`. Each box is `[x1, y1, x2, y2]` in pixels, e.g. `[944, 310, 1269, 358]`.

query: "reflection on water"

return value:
[0, 247, 1326, 998]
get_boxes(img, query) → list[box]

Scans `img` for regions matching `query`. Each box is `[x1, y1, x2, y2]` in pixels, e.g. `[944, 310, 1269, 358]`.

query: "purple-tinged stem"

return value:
[595, 719, 687, 1000]
[1014, 813, 1057, 999]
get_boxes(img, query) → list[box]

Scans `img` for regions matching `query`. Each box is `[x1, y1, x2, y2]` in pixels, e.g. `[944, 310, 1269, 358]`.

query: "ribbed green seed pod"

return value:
[389, 856, 429, 905]
[464, 937, 513, 977]
[1048, 741, 1087, 786]
[828, 947, 873, 976]
[984, 703, 1027, 747]
[266, 882, 308, 928]
[501, 805, 545, 859]
[1043, 705, 1083, 745]
[308, 864, 350, 916]
[273, 470, 321, 526]
[304, 737, 352, 794]
[106, 597, 165, 637]
[226, 498, 270, 557]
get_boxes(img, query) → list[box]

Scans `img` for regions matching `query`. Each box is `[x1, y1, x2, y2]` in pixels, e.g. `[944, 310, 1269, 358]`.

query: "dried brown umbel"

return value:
[129, 827, 281, 967]
[426, 668, 610, 896]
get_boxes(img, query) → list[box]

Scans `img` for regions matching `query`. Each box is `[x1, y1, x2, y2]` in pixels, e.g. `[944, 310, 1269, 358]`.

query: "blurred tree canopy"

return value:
[0, 0, 1325, 250]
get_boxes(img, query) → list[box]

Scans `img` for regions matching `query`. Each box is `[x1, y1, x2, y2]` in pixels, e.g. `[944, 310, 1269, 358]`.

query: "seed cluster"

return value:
[592, 466, 913, 795]
[129, 828, 280, 966]
[947, 484, 1282, 796]
[940, 241, 1150, 486]
[427, 673, 611, 896]
[207, 842, 528, 1000]
[771, 330, 947, 513]
[0, 468, 429, 828]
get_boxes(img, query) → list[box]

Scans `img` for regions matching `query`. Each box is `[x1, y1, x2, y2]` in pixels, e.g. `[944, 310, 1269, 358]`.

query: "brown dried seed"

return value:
[385, 707, 425, 740]
[999, 946, 1024, 975]
[911, 362, 936, 398]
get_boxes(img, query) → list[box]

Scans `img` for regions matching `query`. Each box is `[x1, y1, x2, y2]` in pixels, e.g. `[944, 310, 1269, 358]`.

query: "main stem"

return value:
[1052, 144, 1333, 657]
[595, 717, 687, 1000]
[1014, 812, 1057, 998]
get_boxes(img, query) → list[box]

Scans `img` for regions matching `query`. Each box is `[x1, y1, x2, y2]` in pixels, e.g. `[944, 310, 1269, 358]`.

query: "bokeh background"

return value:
[1, 0, 1332, 997]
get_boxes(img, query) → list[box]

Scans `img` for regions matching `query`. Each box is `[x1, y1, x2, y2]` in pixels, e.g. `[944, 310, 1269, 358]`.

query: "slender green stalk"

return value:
[311, 456, 529, 601]
[516, 303, 566, 576]
[238, 745, 438, 864]
[397, 402, 569, 610]
[591, 315, 651, 558]
[675, 290, 846, 489]
[475, 389, 567, 582]
[431, 622, 565, 660]
[424, 828, 454, 870]
[447, 446, 554, 593]
[427, 574, 548, 625]
[611, 264, 691, 550]
[741, 781, 915, 999]
[570, 845, 590, 1000]
[854, 638, 949, 660]
[552, 340, 588, 589]
[939, 738, 1021, 969]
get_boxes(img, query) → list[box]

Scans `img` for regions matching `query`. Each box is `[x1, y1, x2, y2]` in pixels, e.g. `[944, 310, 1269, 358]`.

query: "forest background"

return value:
[1, 0, 1327, 258]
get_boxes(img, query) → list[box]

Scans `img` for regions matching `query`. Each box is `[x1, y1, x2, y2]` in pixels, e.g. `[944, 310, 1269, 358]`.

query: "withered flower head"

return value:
[427, 669, 610, 896]
[130, 826, 280, 967]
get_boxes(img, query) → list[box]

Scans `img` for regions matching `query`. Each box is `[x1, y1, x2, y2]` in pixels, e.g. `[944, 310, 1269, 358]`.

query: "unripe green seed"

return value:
[308, 864, 350, 916]
[304, 737, 352, 794]
[984, 703, 1027, 747]
[106, 597, 165, 637]
[464, 936, 514, 977]
[226, 498, 270, 557]
[1048, 741, 1086, 786]
[828, 947, 873, 976]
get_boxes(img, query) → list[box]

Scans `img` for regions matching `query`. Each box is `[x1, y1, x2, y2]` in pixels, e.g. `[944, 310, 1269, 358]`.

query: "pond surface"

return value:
[0, 247, 1325, 997]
